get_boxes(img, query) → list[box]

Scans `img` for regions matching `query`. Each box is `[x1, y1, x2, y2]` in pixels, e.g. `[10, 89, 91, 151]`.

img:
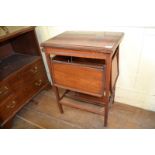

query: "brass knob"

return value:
[34, 66, 38, 70]
[7, 100, 16, 109]
[30, 66, 38, 73]
[0, 86, 9, 95]
[4, 86, 8, 90]
[34, 80, 42, 86]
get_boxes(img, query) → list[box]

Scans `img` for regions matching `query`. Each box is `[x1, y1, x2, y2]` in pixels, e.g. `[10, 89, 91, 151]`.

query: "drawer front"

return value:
[7, 71, 23, 91]
[0, 75, 48, 126]
[21, 59, 45, 81]
[52, 62, 105, 97]
[0, 95, 20, 124]
[23, 59, 48, 96]
[23, 71, 48, 99]
[0, 82, 11, 104]
[7, 59, 47, 95]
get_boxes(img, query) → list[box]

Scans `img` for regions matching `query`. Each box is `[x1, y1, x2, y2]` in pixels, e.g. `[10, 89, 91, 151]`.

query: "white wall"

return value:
[36, 26, 155, 112]
[35, 26, 65, 82]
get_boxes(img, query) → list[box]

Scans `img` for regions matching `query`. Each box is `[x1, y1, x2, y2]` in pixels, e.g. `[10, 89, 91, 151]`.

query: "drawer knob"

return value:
[6, 100, 16, 109]
[30, 66, 38, 73]
[0, 86, 9, 96]
[34, 80, 42, 86]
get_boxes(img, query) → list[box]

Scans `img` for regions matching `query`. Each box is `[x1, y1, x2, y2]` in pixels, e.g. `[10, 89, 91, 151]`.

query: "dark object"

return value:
[0, 27, 49, 128]
[41, 31, 123, 127]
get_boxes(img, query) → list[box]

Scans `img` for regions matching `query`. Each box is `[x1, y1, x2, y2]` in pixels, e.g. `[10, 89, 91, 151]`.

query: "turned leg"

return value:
[53, 86, 63, 113]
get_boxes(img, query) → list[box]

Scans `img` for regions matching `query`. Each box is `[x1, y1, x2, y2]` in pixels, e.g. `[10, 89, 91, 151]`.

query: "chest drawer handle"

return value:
[30, 66, 38, 73]
[0, 86, 9, 96]
[34, 80, 42, 86]
[6, 100, 16, 109]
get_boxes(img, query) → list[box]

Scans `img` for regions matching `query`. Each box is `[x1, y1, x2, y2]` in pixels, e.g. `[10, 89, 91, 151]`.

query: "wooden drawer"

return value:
[7, 71, 23, 91]
[0, 94, 21, 125]
[7, 58, 47, 91]
[52, 56, 106, 97]
[21, 58, 45, 80]
[0, 82, 11, 104]
[23, 59, 48, 96]
[23, 71, 48, 99]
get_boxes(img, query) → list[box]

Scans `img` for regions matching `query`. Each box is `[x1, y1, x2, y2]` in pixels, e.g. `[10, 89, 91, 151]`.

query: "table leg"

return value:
[112, 87, 116, 104]
[53, 86, 63, 113]
[104, 104, 109, 127]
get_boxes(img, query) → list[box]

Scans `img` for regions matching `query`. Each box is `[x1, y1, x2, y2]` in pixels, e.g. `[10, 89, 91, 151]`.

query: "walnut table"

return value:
[41, 31, 124, 127]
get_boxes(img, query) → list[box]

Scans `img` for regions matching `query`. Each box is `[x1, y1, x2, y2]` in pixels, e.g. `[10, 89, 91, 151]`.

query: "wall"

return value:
[36, 26, 155, 111]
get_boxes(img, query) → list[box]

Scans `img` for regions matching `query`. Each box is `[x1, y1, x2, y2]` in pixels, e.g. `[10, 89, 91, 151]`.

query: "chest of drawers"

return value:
[0, 27, 49, 128]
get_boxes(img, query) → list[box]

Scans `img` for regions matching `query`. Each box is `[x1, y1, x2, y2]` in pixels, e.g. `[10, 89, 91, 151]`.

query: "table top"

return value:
[41, 31, 124, 53]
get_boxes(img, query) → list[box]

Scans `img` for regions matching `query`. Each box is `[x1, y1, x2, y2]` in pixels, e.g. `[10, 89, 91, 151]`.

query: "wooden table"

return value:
[41, 31, 124, 127]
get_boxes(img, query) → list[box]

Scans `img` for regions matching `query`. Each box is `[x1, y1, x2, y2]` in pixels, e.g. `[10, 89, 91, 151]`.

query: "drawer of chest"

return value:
[0, 94, 21, 125]
[23, 70, 48, 99]
[0, 82, 12, 103]
[7, 60, 47, 91]
[21, 59, 46, 80]
[52, 56, 106, 97]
